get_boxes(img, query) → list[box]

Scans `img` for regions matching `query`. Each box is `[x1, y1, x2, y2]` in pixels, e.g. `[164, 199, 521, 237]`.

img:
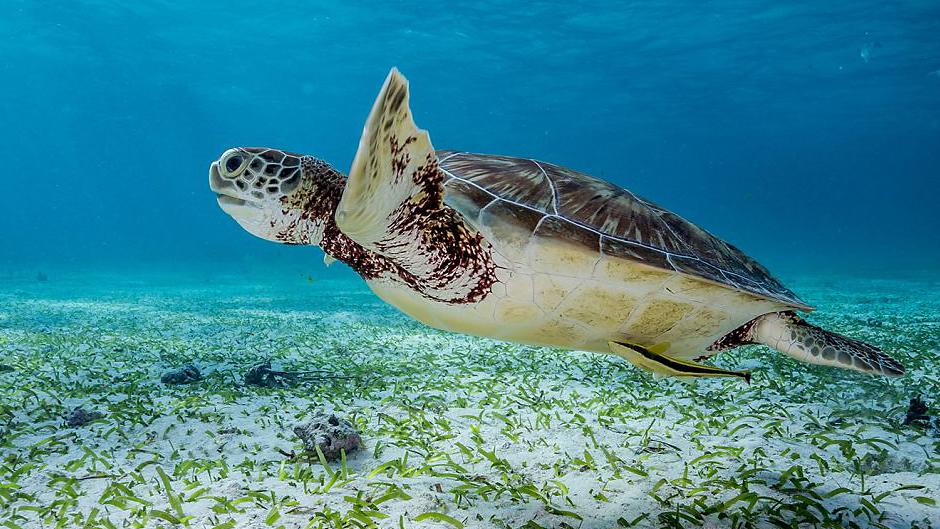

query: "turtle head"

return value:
[209, 147, 344, 245]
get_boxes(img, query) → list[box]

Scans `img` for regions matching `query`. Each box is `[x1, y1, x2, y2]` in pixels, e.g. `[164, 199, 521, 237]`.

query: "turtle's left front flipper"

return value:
[336, 68, 495, 302]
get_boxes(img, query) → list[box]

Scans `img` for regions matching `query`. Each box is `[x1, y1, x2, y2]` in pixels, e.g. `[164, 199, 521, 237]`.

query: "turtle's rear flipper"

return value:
[752, 312, 904, 377]
[608, 342, 751, 382]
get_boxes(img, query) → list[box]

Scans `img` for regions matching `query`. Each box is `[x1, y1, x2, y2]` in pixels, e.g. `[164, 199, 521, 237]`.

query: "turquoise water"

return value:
[2, 2, 940, 528]
[1, 1, 938, 273]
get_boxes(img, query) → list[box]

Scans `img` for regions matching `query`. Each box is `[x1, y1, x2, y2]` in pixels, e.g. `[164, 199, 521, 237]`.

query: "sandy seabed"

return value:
[0, 269, 938, 529]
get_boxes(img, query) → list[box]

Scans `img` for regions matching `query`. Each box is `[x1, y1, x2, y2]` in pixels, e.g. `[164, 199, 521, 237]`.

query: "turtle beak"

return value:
[209, 161, 261, 218]
[208, 161, 230, 195]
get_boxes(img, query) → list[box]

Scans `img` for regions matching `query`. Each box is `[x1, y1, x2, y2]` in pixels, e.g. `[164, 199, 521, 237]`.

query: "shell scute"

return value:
[478, 200, 541, 263]
[624, 298, 692, 339]
[532, 273, 575, 312]
[558, 283, 637, 330]
[530, 217, 601, 276]
[442, 177, 493, 217]
[439, 150, 810, 309]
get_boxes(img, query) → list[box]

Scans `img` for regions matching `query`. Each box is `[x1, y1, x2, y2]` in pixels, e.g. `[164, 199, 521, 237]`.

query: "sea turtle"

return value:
[209, 68, 904, 380]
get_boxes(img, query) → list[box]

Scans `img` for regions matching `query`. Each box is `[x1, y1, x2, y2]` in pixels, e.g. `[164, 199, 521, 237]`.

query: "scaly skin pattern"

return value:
[750, 311, 904, 376]
[368, 149, 498, 304]
[209, 148, 497, 304]
[275, 155, 410, 280]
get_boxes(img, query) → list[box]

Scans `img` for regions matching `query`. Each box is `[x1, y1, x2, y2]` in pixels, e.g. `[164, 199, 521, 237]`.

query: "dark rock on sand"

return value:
[857, 450, 921, 475]
[293, 413, 362, 461]
[904, 396, 930, 426]
[161, 363, 202, 385]
[244, 360, 351, 388]
[66, 407, 104, 428]
[244, 360, 286, 387]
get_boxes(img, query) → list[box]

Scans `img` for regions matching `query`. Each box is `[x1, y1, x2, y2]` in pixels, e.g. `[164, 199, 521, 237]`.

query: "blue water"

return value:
[1, 1, 939, 276]
[4, 5, 940, 528]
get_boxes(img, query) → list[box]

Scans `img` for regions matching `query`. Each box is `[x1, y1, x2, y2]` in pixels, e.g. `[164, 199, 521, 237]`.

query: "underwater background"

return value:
[2, 0, 939, 277]
[2, 2, 940, 529]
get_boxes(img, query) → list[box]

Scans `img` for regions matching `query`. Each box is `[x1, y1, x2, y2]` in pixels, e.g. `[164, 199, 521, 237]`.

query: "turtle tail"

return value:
[751, 312, 904, 377]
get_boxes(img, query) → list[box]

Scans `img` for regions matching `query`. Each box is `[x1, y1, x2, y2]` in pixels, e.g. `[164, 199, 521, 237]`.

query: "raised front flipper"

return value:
[336, 68, 440, 246]
[609, 341, 751, 382]
[336, 68, 496, 303]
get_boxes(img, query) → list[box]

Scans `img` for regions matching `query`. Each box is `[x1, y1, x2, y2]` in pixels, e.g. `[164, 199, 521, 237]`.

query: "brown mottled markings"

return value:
[709, 310, 904, 376]
[335, 70, 499, 306]
[272, 155, 413, 281]
[707, 313, 763, 351]
[438, 150, 810, 310]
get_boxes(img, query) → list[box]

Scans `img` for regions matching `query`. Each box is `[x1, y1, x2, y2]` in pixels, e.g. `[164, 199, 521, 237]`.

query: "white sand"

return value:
[0, 271, 937, 528]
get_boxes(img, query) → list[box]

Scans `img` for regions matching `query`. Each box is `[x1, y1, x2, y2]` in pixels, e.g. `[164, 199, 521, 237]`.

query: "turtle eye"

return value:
[225, 154, 244, 174]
